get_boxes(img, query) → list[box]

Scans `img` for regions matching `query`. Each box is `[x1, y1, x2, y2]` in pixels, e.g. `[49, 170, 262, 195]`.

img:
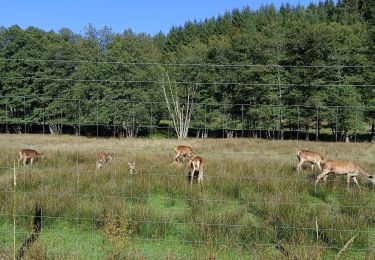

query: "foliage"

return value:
[0, 2, 375, 139]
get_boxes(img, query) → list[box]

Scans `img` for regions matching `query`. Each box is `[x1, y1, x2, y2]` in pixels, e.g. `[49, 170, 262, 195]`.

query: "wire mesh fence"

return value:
[1, 132, 375, 258]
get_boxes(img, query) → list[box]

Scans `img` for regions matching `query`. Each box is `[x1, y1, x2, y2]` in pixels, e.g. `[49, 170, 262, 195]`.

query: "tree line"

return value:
[1, 0, 375, 140]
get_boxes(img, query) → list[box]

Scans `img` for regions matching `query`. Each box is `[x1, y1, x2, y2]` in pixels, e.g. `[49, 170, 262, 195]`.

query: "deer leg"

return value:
[311, 163, 314, 171]
[323, 174, 328, 184]
[190, 169, 195, 186]
[297, 158, 305, 173]
[317, 162, 322, 171]
[352, 176, 361, 190]
[174, 153, 181, 163]
[315, 170, 330, 188]
[346, 173, 352, 190]
[198, 169, 204, 187]
[23, 157, 27, 166]
[30, 158, 34, 166]
[18, 157, 23, 167]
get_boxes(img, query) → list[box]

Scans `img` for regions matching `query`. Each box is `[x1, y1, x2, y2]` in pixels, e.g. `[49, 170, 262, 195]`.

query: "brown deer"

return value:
[315, 159, 375, 190]
[96, 152, 113, 170]
[296, 149, 324, 173]
[174, 145, 194, 163]
[18, 149, 45, 166]
[128, 162, 143, 174]
[189, 156, 204, 186]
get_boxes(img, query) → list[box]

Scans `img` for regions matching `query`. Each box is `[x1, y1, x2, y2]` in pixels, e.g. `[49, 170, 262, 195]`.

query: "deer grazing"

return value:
[296, 149, 324, 173]
[174, 145, 194, 163]
[96, 152, 113, 170]
[315, 159, 375, 189]
[128, 162, 143, 174]
[18, 149, 45, 166]
[189, 156, 204, 186]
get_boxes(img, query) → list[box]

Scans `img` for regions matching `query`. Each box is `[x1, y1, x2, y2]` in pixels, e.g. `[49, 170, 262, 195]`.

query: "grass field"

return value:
[1, 134, 375, 259]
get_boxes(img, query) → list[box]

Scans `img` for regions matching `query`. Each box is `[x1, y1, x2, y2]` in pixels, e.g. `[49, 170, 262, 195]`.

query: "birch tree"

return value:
[161, 73, 197, 139]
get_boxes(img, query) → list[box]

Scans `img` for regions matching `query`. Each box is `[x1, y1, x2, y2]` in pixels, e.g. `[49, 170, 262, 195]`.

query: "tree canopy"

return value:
[1, 1, 375, 140]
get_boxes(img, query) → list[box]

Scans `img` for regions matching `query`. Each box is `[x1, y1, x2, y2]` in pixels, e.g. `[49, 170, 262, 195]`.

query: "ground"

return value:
[1, 134, 375, 259]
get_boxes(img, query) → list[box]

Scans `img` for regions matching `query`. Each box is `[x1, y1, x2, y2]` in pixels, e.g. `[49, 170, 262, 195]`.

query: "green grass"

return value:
[1, 134, 375, 259]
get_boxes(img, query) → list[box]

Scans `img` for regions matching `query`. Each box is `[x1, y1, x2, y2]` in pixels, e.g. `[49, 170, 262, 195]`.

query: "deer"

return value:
[18, 149, 45, 166]
[174, 145, 194, 163]
[296, 149, 324, 173]
[189, 155, 204, 186]
[315, 159, 375, 190]
[96, 152, 113, 170]
[128, 162, 143, 174]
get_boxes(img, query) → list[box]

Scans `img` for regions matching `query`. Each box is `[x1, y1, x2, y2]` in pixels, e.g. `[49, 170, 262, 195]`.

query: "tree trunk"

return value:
[344, 130, 350, 143]
[48, 124, 61, 135]
[305, 126, 309, 141]
[74, 126, 80, 136]
[14, 125, 22, 134]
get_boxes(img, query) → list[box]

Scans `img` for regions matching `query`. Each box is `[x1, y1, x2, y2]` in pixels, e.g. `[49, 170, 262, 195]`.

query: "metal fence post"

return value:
[23, 96, 26, 134]
[335, 106, 339, 142]
[78, 99, 81, 136]
[241, 104, 244, 138]
[355, 107, 358, 142]
[222, 104, 225, 138]
[204, 103, 207, 138]
[42, 97, 45, 135]
[316, 106, 319, 142]
[96, 100, 99, 138]
[113, 101, 116, 138]
[60, 99, 63, 135]
[297, 105, 300, 141]
[6, 97, 9, 133]
[150, 102, 153, 137]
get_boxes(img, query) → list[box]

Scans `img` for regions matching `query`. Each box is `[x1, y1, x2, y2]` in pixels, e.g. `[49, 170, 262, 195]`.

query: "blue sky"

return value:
[1, 0, 334, 35]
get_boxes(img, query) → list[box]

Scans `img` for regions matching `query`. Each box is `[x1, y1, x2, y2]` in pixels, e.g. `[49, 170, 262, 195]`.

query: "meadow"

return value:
[1, 134, 375, 259]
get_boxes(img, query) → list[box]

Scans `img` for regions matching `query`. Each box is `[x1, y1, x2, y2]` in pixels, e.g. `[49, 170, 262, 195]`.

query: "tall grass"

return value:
[1, 134, 375, 259]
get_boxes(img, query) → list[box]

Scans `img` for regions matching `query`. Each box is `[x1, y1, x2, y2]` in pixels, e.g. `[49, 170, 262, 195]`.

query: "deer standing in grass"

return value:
[128, 162, 143, 174]
[174, 145, 194, 163]
[315, 160, 375, 190]
[96, 152, 113, 170]
[189, 156, 204, 186]
[18, 149, 45, 166]
[296, 149, 324, 173]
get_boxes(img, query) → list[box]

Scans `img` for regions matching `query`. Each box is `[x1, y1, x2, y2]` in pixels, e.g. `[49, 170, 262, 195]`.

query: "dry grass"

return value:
[1, 134, 375, 259]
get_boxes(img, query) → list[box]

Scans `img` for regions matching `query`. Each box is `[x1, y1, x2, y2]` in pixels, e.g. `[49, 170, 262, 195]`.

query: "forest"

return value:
[1, 0, 375, 141]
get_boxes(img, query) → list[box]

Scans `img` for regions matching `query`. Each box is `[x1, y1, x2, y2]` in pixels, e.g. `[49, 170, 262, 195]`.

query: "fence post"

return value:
[96, 100, 99, 138]
[335, 106, 339, 142]
[150, 102, 153, 137]
[42, 97, 45, 135]
[78, 99, 81, 136]
[297, 105, 300, 141]
[6, 97, 9, 133]
[241, 104, 244, 138]
[113, 101, 116, 138]
[23, 96, 26, 134]
[222, 104, 225, 138]
[355, 107, 358, 142]
[316, 106, 319, 142]
[204, 104, 207, 138]
[60, 99, 63, 135]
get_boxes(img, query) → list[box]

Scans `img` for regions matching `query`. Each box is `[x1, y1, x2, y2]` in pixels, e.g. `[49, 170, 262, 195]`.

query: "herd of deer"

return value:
[297, 149, 375, 189]
[17, 146, 375, 189]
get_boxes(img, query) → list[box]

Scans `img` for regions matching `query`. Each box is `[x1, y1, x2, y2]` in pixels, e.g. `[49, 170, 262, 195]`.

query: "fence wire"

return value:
[1, 95, 375, 142]
[1, 95, 375, 259]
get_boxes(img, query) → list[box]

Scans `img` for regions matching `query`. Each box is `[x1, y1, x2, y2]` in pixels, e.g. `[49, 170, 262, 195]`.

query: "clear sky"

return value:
[1, 0, 334, 35]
